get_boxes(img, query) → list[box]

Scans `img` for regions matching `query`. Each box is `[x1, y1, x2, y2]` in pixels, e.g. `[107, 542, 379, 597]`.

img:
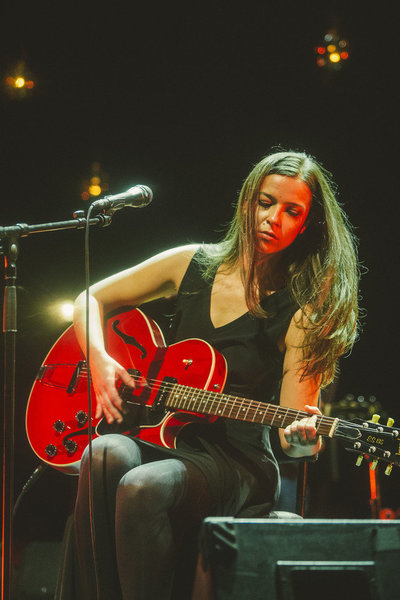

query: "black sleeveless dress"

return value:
[140, 247, 298, 516]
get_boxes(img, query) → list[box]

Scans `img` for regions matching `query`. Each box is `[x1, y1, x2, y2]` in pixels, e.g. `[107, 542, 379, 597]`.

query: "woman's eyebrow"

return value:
[258, 192, 276, 201]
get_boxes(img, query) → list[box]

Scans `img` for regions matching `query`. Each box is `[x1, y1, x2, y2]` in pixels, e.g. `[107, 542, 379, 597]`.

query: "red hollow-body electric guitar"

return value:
[26, 308, 400, 475]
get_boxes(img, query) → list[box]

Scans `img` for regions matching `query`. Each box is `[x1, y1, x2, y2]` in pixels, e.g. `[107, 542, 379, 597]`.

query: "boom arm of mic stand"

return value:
[0, 212, 112, 239]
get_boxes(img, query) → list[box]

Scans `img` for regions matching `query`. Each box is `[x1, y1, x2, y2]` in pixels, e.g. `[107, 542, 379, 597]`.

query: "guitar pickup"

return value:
[153, 376, 177, 410]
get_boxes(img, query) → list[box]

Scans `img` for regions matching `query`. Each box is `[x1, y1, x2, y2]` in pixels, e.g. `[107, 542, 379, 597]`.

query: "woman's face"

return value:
[254, 174, 312, 255]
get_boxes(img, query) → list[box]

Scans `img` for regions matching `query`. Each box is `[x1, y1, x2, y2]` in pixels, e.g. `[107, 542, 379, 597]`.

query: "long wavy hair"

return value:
[199, 150, 360, 386]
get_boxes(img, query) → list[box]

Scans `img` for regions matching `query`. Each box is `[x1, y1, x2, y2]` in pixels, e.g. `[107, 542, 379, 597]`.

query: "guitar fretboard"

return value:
[165, 383, 339, 438]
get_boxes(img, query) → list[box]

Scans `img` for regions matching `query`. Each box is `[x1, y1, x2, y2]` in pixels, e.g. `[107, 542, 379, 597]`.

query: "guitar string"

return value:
[42, 372, 397, 463]
[53, 365, 387, 437]
[89, 372, 359, 436]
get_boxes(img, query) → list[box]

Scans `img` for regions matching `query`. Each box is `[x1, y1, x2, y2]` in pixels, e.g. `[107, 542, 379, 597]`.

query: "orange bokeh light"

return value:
[14, 77, 25, 88]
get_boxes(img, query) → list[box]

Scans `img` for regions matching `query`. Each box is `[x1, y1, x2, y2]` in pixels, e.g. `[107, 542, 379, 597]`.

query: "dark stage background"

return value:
[1, 0, 399, 574]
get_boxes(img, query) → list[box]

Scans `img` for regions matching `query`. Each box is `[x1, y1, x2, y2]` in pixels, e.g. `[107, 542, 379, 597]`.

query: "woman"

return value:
[73, 150, 359, 599]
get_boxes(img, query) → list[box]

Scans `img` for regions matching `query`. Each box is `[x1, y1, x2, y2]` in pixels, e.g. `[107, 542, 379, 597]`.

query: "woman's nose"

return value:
[267, 206, 281, 226]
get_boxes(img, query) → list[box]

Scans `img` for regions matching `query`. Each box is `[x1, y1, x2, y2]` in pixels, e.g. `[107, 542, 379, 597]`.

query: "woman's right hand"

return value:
[89, 351, 135, 424]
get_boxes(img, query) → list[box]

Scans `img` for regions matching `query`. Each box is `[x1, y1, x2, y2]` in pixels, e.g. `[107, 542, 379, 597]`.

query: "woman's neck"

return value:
[239, 250, 287, 297]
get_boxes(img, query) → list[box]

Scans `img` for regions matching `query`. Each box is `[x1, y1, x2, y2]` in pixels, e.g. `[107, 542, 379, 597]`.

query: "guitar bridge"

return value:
[67, 361, 87, 394]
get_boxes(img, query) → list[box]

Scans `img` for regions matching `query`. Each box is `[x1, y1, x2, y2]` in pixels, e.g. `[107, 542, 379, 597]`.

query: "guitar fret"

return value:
[226, 397, 235, 418]
[202, 391, 212, 413]
[180, 387, 189, 410]
[233, 398, 244, 420]
[250, 402, 261, 422]
[184, 386, 192, 410]
[204, 391, 213, 412]
[208, 391, 219, 415]
[268, 406, 282, 426]
[251, 402, 267, 423]
[241, 401, 251, 420]
[189, 387, 199, 412]
[249, 403, 260, 422]
[215, 394, 225, 415]
[173, 385, 187, 409]
[238, 399, 246, 419]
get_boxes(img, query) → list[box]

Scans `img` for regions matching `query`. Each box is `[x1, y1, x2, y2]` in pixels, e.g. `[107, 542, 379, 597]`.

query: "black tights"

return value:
[74, 434, 214, 600]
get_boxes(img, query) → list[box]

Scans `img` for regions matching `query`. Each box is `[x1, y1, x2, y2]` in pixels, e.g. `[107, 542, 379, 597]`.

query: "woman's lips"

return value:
[259, 230, 278, 240]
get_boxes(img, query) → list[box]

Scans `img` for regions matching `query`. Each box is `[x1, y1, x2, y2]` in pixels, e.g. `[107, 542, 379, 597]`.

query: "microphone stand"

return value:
[0, 210, 111, 600]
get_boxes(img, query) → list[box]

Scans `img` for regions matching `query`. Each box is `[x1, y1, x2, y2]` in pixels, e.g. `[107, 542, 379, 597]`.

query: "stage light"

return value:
[4, 61, 35, 97]
[329, 52, 341, 63]
[314, 30, 350, 71]
[14, 77, 25, 88]
[88, 183, 102, 196]
[59, 302, 74, 322]
[81, 163, 109, 202]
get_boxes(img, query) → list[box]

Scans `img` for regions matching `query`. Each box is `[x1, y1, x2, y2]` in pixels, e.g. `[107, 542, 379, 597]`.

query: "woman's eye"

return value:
[258, 199, 272, 208]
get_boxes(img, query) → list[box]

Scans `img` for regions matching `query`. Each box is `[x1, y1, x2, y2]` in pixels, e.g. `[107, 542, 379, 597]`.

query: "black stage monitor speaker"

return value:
[193, 518, 400, 600]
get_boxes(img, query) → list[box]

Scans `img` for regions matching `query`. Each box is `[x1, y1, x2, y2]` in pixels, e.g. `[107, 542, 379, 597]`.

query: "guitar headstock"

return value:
[336, 413, 400, 475]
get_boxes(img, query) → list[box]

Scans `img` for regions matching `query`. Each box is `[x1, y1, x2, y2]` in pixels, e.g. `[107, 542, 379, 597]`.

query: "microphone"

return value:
[90, 185, 153, 213]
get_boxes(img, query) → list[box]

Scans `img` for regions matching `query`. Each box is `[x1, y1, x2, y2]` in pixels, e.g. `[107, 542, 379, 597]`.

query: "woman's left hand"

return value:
[283, 404, 322, 448]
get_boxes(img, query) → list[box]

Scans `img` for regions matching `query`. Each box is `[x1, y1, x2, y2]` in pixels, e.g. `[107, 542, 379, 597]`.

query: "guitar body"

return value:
[26, 308, 227, 474]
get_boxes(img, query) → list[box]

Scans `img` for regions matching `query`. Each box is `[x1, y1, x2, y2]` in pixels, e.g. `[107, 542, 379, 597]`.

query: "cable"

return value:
[12, 464, 48, 519]
[84, 204, 100, 600]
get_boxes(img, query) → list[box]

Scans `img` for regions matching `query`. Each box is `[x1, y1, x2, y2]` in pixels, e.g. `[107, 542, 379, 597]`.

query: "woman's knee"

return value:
[80, 434, 142, 474]
[116, 459, 187, 516]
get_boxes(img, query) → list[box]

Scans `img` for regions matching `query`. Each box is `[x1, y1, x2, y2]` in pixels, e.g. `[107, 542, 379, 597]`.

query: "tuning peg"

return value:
[356, 455, 363, 467]
[371, 414, 380, 423]
[387, 417, 394, 427]
[370, 459, 379, 471]
[385, 463, 393, 476]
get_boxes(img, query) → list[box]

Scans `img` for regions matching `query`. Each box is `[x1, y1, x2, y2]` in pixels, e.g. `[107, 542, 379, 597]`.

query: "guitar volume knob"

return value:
[53, 420, 66, 433]
[45, 444, 57, 457]
[75, 410, 88, 426]
[63, 439, 78, 454]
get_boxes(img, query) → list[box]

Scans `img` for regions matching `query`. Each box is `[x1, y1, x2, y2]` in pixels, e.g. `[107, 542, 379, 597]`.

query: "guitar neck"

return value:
[166, 383, 339, 438]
